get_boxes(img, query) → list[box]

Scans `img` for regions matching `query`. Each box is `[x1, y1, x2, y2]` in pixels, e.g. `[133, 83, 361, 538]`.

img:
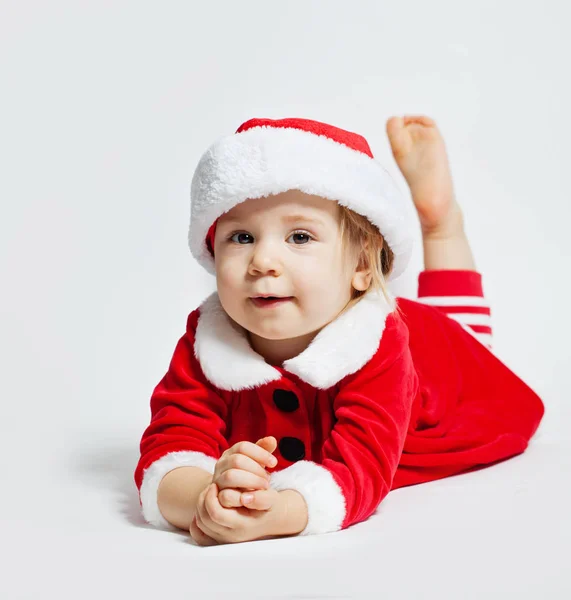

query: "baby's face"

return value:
[213, 190, 368, 363]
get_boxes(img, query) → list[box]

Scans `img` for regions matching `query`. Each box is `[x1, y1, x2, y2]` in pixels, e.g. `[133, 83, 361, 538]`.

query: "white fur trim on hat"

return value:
[188, 125, 415, 280]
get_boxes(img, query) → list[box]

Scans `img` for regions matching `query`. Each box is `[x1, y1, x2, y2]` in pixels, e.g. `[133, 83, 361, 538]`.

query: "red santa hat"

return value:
[189, 117, 415, 281]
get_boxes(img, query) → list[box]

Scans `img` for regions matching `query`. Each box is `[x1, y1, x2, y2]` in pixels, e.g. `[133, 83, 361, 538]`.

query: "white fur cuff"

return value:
[139, 451, 217, 530]
[270, 461, 346, 536]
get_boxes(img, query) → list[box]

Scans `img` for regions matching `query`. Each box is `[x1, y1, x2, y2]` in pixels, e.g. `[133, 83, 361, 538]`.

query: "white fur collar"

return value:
[193, 290, 396, 391]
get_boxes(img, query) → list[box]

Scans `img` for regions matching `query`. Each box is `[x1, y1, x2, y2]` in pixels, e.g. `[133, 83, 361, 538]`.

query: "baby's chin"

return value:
[243, 318, 316, 343]
[245, 323, 301, 341]
[222, 310, 293, 339]
[247, 319, 327, 345]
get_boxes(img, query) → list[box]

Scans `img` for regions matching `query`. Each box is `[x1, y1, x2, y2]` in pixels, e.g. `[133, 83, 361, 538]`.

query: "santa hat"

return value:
[188, 117, 415, 281]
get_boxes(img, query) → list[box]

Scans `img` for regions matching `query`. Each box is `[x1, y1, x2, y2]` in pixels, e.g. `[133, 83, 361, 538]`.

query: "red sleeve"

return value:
[270, 311, 419, 535]
[417, 269, 493, 350]
[133, 308, 230, 530]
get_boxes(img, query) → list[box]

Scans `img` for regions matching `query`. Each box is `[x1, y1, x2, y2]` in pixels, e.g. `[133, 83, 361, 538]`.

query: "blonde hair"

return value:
[337, 204, 402, 319]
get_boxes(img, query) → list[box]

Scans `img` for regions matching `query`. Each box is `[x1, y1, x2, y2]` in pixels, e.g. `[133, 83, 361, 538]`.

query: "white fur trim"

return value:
[193, 292, 283, 392]
[417, 295, 490, 307]
[193, 288, 395, 391]
[188, 125, 415, 280]
[458, 322, 495, 353]
[283, 290, 394, 389]
[139, 451, 217, 531]
[445, 312, 492, 327]
[270, 461, 346, 535]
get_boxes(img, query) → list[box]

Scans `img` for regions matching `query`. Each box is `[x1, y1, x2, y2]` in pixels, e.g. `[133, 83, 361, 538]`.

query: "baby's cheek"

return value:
[299, 266, 337, 298]
[216, 262, 237, 286]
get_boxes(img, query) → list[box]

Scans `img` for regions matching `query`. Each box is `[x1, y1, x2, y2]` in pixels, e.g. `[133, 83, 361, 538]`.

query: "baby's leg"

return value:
[386, 115, 476, 271]
[386, 115, 492, 349]
[422, 219, 476, 271]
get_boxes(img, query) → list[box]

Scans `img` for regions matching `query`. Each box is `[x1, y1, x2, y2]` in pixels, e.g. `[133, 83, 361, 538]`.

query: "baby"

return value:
[134, 116, 544, 546]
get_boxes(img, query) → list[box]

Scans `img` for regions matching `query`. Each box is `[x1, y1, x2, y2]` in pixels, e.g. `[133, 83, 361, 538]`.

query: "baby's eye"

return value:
[287, 231, 312, 245]
[229, 232, 253, 244]
[228, 231, 313, 245]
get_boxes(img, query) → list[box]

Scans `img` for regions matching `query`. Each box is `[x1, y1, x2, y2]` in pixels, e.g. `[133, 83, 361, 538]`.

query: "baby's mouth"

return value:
[251, 296, 294, 307]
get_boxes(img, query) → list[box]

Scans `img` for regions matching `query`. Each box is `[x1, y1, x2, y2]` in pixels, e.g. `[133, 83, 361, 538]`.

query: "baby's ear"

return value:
[352, 254, 372, 291]
[352, 273, 372, 292]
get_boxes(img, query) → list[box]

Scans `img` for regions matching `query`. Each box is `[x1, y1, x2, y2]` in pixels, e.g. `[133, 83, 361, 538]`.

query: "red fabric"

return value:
[206, 219, 218, 257]
[418, 269, 493, 341]
[320, 311, 417, 528]
[134, 308, 418, 530]
[134, 319, 230, 487]
[392, 296, 544, 489]
[418, 269, 484, 297]
[235, 117, 374, 157]
[134, 271, 545, 531]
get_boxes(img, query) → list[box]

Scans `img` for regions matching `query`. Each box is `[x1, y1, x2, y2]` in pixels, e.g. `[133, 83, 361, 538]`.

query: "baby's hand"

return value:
[190, 480, 282, 546]
[213, 437, 279, 510]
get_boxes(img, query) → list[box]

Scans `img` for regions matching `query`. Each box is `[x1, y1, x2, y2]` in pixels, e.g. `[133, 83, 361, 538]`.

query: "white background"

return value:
[1, 1, 570, 598]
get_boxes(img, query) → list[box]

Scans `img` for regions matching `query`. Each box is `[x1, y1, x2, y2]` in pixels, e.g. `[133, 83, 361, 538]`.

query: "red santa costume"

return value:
[133, 118, 545, 536]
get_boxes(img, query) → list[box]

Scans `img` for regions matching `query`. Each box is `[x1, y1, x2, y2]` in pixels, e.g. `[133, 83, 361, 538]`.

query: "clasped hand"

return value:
[189, 436, 281, 546]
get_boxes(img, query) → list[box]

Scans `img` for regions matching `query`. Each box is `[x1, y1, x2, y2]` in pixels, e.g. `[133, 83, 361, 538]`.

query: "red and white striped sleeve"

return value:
[417, 270, 493, 350]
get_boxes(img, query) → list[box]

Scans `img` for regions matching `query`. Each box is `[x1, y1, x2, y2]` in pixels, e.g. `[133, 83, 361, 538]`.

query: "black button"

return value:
[279, 437, 305, 462]
[273, 389, 300, 412]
